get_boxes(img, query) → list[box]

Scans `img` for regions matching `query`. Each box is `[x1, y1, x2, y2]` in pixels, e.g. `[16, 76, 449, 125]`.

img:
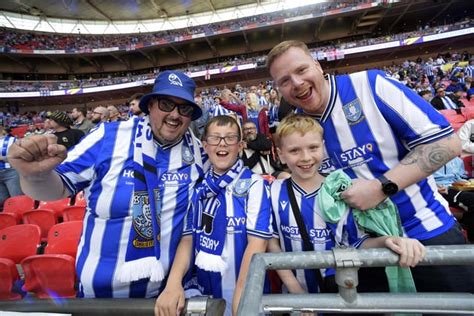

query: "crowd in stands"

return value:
[0, 1, 370, 52]
[0, 16, 472, 93]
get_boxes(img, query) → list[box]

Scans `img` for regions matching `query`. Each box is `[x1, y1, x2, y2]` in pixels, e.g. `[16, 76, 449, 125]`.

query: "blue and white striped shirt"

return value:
[313, 70, 455, 240]
[56, 118, 208, 298]
[0, 135, 15, 169]
[187, 168, 272, 316]
[271, 179, 367, 293]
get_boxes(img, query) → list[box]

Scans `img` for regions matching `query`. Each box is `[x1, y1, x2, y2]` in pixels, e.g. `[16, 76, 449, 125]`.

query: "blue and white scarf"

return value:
[195, 159, 244, 272]
[118, 116, 164, 283]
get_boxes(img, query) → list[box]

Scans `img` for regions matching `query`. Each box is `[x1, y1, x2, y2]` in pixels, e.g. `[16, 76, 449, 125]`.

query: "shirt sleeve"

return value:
[369, 70, 453, 150]
[246, 176, 272, 239]
[55, 123, 106, 195]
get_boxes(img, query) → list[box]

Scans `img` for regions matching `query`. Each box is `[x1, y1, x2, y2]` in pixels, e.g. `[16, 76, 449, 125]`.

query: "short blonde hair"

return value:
[276, 114, 323, 143]
[266, 40, 312, 70]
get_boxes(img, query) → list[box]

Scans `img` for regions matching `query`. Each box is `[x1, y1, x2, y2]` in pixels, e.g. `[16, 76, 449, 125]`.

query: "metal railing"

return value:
[0, 296, 225, 316]
[238, 245, 474, 315]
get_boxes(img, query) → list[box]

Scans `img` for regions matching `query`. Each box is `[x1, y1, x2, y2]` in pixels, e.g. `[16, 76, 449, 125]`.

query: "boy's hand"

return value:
[154, 284, 185, 316]
[384, 237, 426, 268]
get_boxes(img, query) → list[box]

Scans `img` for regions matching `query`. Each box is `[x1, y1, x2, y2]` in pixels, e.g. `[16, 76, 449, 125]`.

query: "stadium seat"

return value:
[0, 212, 20, 230]
[461, 106, 474, 120]
[74, 191, 87, 207]
[62, 205, 86, 222]
[462, 155, 473, 178]
[0, 224, 41, 263]
[3, 195, 36, 220]
[21, 254, 77, 299]
[44, 221, 83, 258]
[0, 258, 21, 300]
[38, 198, 71, 218]
[22, 209, 58, 242]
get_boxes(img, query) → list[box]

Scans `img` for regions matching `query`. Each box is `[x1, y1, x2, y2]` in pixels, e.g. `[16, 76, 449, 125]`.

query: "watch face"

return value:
[383, 182, 398, 195]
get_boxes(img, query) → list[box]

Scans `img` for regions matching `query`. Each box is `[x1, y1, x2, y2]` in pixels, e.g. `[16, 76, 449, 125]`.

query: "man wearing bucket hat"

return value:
[8, 71, 209, 303]
[46, 111, 85, 149]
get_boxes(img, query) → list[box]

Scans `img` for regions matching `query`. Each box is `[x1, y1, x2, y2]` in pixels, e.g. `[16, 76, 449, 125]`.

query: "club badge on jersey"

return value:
[342, 98, 365, 125]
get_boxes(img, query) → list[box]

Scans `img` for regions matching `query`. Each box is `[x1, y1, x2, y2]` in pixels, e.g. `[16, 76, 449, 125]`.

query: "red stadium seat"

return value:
[21, 254, 77, 299]
[0, 258, 21, 300]
[461, 106, 474, 120]
[3, 195, 36, 221]
[0, 212, 20, 230]
[62, 205, 86, 222]
[74, 191, 87, 207]
[22, 209, 58, 242]
[44, 221, 83, 258]
[38, 198, 71, 218]
[0, 224, 41, 263]
[462, 155, 473, 178]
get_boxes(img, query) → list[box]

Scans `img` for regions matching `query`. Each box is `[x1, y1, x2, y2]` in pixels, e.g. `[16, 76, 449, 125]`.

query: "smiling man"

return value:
[267, 40, 473, 294]
[8, 71, 209, 301]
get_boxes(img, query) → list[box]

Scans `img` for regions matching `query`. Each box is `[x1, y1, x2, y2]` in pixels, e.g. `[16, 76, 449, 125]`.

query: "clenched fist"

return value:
[8, 134, 68, 178]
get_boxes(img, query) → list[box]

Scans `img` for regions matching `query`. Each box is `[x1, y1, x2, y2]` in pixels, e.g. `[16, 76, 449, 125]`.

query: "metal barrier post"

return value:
[237, 245, 474, 315]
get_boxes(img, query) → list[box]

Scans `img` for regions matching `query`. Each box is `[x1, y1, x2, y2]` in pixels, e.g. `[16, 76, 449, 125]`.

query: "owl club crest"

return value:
[182, 146, 195, 164]
[342, 98, 365, 125]
[131, 190, 160, 247]
[233, 178, 252, 196]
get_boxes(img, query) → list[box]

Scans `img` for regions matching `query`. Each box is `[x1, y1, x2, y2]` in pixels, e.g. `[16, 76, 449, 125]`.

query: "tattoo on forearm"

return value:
[401, 140, 453, 174]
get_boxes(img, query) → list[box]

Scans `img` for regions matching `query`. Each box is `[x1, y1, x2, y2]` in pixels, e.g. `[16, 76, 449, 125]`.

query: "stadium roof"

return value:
[0, 0, 328, 34]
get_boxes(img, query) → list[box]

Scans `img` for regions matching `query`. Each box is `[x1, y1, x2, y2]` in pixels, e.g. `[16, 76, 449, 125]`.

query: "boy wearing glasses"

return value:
[8, 71, 209, 301]
[156, 115, 272, 316]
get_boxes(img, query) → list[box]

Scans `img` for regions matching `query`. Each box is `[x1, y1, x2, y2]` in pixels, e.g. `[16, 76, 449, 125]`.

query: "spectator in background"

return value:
[91, 106, 110, 125]
[241, 121, 284, 178]
[217, 89, 248, 124]
[71, 107, 94, 134]
[431, 87, 463, 112]
[245, 92, 270, 136]
[458, 119, 474, 154]
[129, 93, 144, 117]
[0, 125, 22, 210]
[433, 157, 474, 242]
[47, 111, 85, 150]
[107, 105, 122, 122]
[418, 90, 433, 103]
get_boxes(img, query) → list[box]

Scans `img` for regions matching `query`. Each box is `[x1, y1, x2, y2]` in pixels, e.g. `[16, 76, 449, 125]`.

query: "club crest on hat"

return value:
[169, 73, 183, 87]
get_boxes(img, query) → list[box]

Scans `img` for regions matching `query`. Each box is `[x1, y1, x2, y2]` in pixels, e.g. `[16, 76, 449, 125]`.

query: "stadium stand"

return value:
[0, 224, 40, 263]
[22, 208, 58, 242]
[0, 258, 21, 300]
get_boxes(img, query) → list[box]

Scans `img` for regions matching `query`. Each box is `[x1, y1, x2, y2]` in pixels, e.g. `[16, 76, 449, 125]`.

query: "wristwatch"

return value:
[377, 175, 399, 196]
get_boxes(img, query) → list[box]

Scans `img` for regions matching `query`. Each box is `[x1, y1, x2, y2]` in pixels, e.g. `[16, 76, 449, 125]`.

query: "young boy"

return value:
[155, 115, 272, 316]
[269, 114, 426, 294]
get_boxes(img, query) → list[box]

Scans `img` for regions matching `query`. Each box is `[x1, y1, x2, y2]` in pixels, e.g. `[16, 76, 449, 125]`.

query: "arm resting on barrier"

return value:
[232, 236, 268, 316]
[361, 236, 426, 268]
[155, 235, 193, 316]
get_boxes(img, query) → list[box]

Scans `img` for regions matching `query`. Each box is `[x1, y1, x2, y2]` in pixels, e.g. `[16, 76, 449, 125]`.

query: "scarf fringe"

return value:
[195, 251, 227, 273]
[117, 257, 164, 282]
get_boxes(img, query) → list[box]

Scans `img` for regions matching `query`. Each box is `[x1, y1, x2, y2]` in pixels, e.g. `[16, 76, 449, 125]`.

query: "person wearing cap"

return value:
[46, 111, 85, 150]
[7, 71, 208, 301]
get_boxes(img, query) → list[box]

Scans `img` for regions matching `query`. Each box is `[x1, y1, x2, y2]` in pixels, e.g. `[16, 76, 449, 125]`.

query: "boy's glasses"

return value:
[157, 98, 194, 117]
[205, 135, 240, 146]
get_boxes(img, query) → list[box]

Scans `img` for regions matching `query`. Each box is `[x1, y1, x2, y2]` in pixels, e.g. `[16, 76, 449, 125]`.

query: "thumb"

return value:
[385, 238, 402, 255]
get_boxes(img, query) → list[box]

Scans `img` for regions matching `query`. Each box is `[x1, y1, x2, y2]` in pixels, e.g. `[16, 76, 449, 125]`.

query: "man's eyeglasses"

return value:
[156, 98, 194, 117]
[205, 135, 240, 146]
[92, 111, 102, 115]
